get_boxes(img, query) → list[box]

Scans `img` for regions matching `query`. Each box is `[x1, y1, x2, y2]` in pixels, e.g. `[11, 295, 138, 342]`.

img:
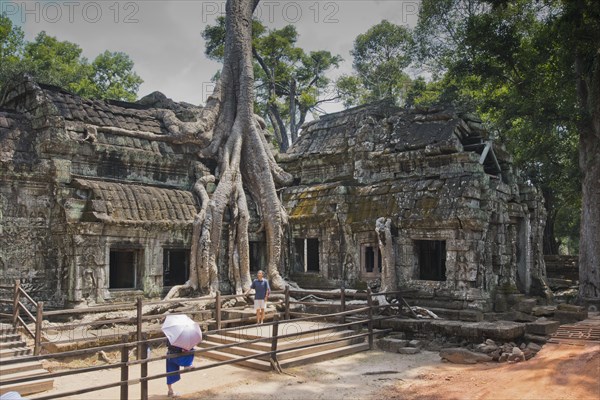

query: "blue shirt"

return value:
[251, 278, 270, 300]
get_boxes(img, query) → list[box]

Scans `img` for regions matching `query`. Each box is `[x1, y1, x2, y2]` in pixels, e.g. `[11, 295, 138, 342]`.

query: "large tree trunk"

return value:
[573, 1, 600, 302]
[162, 0, 291, 297]
[542, 188, 560, 255]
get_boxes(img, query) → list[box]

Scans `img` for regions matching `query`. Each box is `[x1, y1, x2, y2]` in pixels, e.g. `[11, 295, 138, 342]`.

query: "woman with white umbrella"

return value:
[161, 314, 202, 397]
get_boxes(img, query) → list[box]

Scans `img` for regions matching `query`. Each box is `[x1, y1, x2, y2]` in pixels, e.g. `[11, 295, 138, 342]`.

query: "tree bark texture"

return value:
[161, 0, 291, 296]
[573, 1, 600, 301]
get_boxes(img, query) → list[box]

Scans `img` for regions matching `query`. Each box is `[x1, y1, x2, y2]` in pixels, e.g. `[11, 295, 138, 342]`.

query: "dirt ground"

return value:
[42, 340, 599, 400]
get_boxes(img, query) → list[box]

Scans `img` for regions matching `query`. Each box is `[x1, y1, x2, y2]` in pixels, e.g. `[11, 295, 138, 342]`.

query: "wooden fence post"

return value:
[34, 301, 43, 355]
[216, 291, 221, 330]
[284, 285, 290, 320]
[366, 288, 373, 350]
[120, 334, 129, 400]
[136, 297, 143, 360]
[270, 315, 279, 368]
[340, 286, 346, 324]
[12, 279, 20, 327]
[140, 333, 149, 400]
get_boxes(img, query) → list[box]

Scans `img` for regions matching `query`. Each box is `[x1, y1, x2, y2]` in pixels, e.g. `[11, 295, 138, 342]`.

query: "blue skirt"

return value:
[166, 353, 194, 385]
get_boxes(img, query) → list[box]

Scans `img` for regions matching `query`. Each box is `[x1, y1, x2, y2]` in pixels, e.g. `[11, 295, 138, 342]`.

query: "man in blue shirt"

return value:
[244, 270, 270, 324]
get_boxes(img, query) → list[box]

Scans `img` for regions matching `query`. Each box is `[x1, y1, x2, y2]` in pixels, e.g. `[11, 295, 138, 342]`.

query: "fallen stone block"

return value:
[477, 321, 525, 341]
[507, 347, 525, 363]
[554, 309, 588, 324]
[513, 311, 538, 322]
[398, 347, 421, 355]
[526, 319, 560, 335]
[524, 333, 548, 344]
[531, 306, 555, 317]
[378, 338, 409, 352]
[526, 342, 542, 353]
[557, 304, 585, 312]
[516, 299, 537, 313]
[439, 348, 493, 364]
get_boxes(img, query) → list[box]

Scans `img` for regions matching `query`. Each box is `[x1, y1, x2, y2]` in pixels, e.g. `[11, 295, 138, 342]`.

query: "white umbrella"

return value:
[161, 314, 202, 351]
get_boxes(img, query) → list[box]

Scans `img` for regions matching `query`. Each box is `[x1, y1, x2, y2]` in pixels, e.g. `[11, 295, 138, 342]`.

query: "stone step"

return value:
[0, 359, 45, 375]
[0, 327, 18, 336]
[200, 333, 363, 362]
[279, 342, 370, 369]
[208, 329, 356, 351]
[0, 346, 32, 358]
[0, 375, 54, 396]
[219, 322, 341, 342]
[0, 340, 27, 350]
[424, 307, 484, 322]
[202, 342, 370, 371]
[526, 320, 560, 335]
[200, 348, 273, 371]
[0, 333, 21, 343]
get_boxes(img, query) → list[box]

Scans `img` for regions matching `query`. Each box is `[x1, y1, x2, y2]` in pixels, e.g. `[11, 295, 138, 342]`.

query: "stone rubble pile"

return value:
[472, 338, 542, 363]
[378, 335, 544, 364]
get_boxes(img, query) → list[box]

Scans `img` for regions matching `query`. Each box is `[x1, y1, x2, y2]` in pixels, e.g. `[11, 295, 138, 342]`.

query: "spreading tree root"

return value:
[161, 0, 291, 299]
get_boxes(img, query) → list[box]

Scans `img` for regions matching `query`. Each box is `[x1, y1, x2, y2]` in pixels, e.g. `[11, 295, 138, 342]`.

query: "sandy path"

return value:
[41, 340, 599, 400]
[376, 342, 600, 400]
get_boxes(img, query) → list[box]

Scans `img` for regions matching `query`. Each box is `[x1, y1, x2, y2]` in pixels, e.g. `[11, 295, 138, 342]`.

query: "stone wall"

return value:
[279, 103, 546, 311]
[0, 78, 203, 307]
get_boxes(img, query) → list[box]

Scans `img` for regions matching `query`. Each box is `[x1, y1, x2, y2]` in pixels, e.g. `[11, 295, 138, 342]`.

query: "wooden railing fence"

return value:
[0, 281, 414, 399]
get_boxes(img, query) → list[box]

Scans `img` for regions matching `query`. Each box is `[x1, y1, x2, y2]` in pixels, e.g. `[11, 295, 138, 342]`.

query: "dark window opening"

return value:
[307, 238, 320, 272]
[163, 249, 189, 287]
[416, 240, 446, 281]
[363, 245, 382, 274]
[109, 250, 138, 289]
[249, 241, 266, 272]
[294, 238, 320, 272]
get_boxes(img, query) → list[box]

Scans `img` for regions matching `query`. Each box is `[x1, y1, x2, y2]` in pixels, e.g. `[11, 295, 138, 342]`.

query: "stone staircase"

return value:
[0, 324, 54, 397]
[199, 320, 369, 371]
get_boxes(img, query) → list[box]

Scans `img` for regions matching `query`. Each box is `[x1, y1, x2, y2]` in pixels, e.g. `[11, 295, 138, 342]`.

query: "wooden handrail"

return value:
[43, 304, 137, 316]
[16, 316, 35, 338]
[18, 301, 36, 322]
[4, 300, 380, 400]
[18, 287, 37, 306]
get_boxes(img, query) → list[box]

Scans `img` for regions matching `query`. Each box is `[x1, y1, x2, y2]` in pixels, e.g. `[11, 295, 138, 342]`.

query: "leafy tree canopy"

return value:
[0, 14, 143, 102]
[203, 16, 341, 150]
[336, 20, 414, 107]
[409, 0, 584, 254]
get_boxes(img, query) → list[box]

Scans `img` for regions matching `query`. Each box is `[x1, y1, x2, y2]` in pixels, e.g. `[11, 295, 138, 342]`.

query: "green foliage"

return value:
[23, 31, 92, 91]
[336, 20, 414, 107]
[0, 14, 25, 86]
[202, 17, 341, 150]
[412, 0, 584, 254]
[0, 14, 143, 102]
[86, 51, 143, 102]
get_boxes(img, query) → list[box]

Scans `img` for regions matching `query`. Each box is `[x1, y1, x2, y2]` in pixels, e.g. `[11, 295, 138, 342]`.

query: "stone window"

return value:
[109, 250, 141, 289]
[294, 238, 320, 272]
[163, 249, 189, 287]
[415, 240, 446, 281]
[249, 241, 266, 272]
[361, 244, 382, 276]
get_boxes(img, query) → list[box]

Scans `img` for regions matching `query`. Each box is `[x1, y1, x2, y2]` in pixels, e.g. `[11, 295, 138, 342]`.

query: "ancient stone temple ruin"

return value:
[278, 101, 547, 316]
[0, 77, 546, 314]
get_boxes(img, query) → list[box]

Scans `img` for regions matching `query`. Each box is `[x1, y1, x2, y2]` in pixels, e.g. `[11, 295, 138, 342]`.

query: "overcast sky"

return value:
[3, 0, 420, 113]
